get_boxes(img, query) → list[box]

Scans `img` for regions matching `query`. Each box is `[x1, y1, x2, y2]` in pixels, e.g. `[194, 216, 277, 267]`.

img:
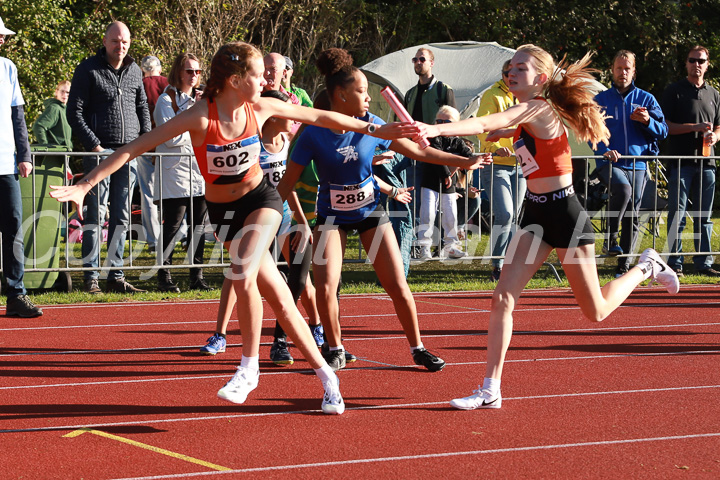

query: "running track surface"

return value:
[1, 285, 719, 479]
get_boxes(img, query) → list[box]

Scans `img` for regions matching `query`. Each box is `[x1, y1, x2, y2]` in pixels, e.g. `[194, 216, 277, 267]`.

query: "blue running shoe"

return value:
[200, 333, 226, 355]
[309, 324, 324, 347]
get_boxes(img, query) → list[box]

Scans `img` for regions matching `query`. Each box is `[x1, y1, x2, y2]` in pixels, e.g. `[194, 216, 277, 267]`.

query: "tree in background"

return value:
[1, 0, 718, 134]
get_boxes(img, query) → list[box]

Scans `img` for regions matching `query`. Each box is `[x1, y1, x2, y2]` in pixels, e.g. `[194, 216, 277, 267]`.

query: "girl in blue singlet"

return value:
[51, 42, 425, 415]
[277, 48, 487, 373]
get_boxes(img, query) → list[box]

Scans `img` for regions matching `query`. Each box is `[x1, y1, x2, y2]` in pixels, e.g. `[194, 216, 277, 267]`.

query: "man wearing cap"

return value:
[0, 17, 43, 316]
[281, 56, 313, 107]
[67, 21, 151, 294]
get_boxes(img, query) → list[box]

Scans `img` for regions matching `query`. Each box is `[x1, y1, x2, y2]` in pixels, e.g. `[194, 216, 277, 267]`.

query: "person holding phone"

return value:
[592, 50, 668, 277]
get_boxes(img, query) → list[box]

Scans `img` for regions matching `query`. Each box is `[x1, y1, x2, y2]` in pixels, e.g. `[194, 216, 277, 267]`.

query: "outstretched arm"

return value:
[50, 106, 206, 217]
[389, 137, 491, 170]
[254, 97, 420, 141]
[423, 100, 546, 138]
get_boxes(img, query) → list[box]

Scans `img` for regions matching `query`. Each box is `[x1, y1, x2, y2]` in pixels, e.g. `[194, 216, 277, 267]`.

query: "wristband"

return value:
[390, 186, 399, 199]
[83, 178, 96, 195]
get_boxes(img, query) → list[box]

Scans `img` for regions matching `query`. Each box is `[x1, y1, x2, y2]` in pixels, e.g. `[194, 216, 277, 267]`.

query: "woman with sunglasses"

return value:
[417, 45, 679, 410]
[51, 41, 424, 415]
[276, 48, 488, 372]
[153, 53, 211, 293]
[416, 105, 473, 260]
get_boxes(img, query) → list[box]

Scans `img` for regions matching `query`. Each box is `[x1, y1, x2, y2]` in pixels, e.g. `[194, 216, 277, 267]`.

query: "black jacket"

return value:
[67, 47, 151, 151]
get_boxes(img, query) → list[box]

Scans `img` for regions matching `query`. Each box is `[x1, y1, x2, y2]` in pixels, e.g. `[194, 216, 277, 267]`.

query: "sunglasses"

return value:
[411, 56, 427, 64]
[687, 57, 707, 65]
[435, 119, 451, 124]
[185, 69, 202, 75]
[502, 70, 510, 77]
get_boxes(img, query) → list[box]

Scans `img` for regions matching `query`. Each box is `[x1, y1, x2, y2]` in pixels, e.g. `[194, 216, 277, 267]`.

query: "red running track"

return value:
[1, 285, 719, 479]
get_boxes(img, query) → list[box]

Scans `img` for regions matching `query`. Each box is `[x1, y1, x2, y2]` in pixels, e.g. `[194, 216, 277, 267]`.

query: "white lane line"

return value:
[3, 298, 720, 333]
[2, 384, 718, 434]
[1, 350, 716, 391]
[109, 430, 720, 479]
[2, 320, 718, 358]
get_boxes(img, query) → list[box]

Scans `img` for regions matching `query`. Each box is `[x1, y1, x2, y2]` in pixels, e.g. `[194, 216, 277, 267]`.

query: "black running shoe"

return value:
[322, 341, 356, 364]
[412, 348, 445, 372]
[322, 348, 346, 371]
[269, 338, 294, 365]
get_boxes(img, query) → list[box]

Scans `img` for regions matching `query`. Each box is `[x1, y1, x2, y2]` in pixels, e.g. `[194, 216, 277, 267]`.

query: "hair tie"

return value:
[228, 54, 239, 61]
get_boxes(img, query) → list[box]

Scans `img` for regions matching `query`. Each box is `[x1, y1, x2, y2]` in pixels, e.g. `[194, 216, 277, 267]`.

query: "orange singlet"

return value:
[512, 99, 573, 180]
[193, 100, 262, 185]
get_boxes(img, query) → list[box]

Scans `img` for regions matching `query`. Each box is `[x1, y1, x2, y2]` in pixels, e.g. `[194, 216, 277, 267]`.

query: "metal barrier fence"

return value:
[3, 151, 719, 289]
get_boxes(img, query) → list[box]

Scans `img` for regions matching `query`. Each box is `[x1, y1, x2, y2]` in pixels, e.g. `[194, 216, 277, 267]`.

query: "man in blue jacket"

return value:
[592, 50, 668, 277]
[68, 21, 151, 294]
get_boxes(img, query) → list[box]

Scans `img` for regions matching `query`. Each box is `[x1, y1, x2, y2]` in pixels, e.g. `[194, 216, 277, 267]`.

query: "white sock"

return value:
[329, 345, 344, 352]
[410, 343, 425, 353]
[482, 377, 501, 396]
[637, 261, 653, 280]
[240, 355, 259, 372]
[314, 365, 336, 384]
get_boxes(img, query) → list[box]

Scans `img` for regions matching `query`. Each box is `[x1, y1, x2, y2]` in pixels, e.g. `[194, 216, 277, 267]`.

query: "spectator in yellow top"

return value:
[477, 60, 524, 281]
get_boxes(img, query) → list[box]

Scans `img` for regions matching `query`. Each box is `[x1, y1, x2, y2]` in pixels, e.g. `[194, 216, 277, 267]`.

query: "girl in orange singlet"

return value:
[419, 44, 680, 410]
[50, 42, 425, 415]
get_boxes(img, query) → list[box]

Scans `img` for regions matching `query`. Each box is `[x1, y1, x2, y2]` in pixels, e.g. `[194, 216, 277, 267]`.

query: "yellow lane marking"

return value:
[63, 428, 231, 471]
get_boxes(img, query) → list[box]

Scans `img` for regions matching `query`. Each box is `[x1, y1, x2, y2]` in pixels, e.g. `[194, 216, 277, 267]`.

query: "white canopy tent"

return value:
[360, 41, 602, 155]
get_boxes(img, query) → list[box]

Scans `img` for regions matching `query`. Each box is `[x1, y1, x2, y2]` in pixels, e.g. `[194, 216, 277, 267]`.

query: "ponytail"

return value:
[544, 52, 609, 149]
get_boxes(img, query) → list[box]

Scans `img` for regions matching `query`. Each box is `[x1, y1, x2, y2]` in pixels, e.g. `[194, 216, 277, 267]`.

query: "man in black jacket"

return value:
[68, 21, 151, 293]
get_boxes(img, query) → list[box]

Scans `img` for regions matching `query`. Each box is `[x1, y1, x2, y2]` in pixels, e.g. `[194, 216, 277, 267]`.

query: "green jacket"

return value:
[404, 76, 455, 124]
[476, 80, 518, 167]
[290, 84, 313, 108]
[32, 98, 73, 149]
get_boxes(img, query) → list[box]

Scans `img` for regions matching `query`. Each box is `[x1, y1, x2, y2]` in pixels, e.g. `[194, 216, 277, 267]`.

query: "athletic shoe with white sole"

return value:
[217, 366, 259, 404]
[270, 338, 294, 365]
[199, 333, 226, 355]
[321, 376, 345, 415]
[450, 387, 502, 410]
[412, 348, 446, 372]
[442, 244, 467, 259]
[638, 248, 680, 294]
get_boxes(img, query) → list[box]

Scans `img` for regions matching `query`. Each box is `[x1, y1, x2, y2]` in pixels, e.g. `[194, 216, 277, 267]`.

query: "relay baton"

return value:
[380, 86, 430, 149]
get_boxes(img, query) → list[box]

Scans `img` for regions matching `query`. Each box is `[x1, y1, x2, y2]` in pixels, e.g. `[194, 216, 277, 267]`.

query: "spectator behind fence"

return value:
[477, 60, 524, 282]
[281, 56, 313, 107]
[153, 53, 210, 293]
[662, 45, 720, 277]
[141, 55, 168, 123]
[0, 17, 42, 317]
[137, 54, 167, 253]
[592, 50, 668, 277]
[404, 47, 456, 255]
[417, 105, 472, 260]
[67, 21, 151, 294]
[31, 80, 73, 149]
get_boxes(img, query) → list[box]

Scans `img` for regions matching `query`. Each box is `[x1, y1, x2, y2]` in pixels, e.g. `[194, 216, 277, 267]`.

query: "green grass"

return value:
[8, 212, 720, 306]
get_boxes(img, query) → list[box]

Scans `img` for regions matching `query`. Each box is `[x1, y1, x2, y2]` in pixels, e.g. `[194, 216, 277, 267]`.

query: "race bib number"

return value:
[261, 159, 286, 187]
[329, 176, 375, 211]
[206, 135, 261, 176]
[513, 138, 539, 177]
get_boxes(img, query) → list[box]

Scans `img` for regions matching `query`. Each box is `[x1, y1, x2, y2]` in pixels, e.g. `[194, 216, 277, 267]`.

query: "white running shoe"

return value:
[418, 246, 432, 260]
[443, 244, 468, 259]
[450, 387, 502, 410]
[638, 248, 680, 294]
[321, 376, 345, 415]
[217, 366, 259, 404]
